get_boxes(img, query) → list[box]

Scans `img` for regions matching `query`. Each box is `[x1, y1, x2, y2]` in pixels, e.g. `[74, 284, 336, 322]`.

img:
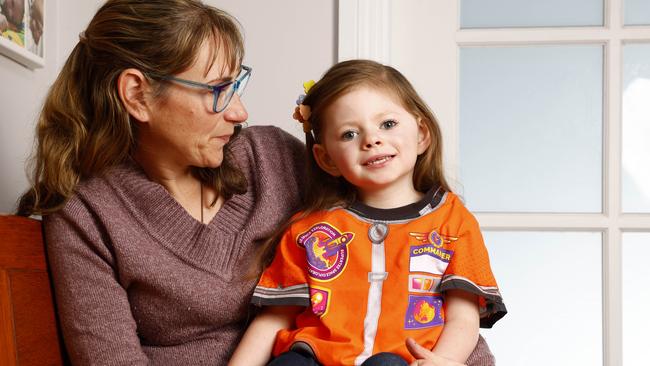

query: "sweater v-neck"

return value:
[123, 157, 252, 230]
[107, 157, 256, 275]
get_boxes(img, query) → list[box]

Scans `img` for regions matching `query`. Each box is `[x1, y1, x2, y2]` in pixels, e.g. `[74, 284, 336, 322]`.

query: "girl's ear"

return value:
[312, 144, 342, 177]
[416, 119, 432, 155]
[117, 68, 153, 123]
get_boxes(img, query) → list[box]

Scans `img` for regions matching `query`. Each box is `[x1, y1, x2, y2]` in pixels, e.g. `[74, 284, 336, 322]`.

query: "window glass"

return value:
[622, 43, 650, 213]
[624, 0, 650, 26]
[622, 232, 650, 365]
[459, 45, 603, 213]
[482, 231, 603, 365]
[460, 0, 603, 28]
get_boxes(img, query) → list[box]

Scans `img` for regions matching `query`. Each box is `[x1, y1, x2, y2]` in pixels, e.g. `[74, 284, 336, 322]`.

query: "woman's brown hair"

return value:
[17, 0, 246, 216]
[253, 59, 451, 273]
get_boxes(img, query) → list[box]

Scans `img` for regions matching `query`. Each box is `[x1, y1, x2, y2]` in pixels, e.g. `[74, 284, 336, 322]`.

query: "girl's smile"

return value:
[362, 154, 395, 167]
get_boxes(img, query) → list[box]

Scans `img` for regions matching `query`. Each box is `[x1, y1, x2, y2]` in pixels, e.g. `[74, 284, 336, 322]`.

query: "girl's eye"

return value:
[341, 131, 358, 141]
[381, 119, 398, 129]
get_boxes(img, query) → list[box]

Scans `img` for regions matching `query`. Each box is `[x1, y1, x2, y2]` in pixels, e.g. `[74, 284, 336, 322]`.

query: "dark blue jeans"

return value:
[267, 351, 408, 366]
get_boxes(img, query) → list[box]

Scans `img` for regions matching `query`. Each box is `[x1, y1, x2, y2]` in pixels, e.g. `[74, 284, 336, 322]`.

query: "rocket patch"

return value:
[297, 222, 354, 281]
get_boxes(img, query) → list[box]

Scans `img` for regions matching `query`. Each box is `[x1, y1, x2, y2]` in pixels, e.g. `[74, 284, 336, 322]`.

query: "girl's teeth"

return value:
[367, 156, 391, 165]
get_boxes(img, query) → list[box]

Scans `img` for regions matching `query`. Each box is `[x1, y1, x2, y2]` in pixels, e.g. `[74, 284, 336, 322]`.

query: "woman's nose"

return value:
[223, 94, 248, 123]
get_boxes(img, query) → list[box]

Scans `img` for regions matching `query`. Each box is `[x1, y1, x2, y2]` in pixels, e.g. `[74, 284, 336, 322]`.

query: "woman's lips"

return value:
[214, 134, 232, 144]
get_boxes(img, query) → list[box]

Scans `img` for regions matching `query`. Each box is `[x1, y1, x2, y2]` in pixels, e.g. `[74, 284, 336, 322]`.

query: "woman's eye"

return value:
[381, 119, 398, 129]
[341, 131, 358, 140]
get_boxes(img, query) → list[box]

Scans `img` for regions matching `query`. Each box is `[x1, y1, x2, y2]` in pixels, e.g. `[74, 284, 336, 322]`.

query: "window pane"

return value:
[622, 232, 650, 365]
[624, 0, 650, 26]
[460, 45, 603, 213]
[622, 44, 650, 213]
[482, 231, 602, 365]
[460, 0, 603, 28]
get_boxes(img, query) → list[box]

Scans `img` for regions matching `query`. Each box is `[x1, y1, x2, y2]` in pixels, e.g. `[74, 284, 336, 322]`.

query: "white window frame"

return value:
[339, 1, 650, 365]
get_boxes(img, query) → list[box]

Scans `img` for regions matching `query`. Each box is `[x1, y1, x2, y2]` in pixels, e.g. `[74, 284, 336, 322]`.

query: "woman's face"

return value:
[144, 39, 248, 170]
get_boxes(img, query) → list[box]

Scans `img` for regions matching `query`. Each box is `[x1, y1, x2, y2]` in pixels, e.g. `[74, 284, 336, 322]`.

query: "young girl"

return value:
[230, 60, 506, 366]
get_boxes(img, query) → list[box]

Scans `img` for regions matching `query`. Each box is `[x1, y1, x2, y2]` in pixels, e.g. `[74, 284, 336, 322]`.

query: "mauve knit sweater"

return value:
[44, 126, 305, 365]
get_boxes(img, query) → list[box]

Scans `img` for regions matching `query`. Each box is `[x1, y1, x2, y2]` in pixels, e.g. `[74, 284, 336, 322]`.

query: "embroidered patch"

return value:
[310, 286, 331, 317]
[409, 243, 453, 275]
[408, 274, 441, 293]
[297, 222, 354, 281]
[409, 230, 458, 248]
[404, 295, 444, 329]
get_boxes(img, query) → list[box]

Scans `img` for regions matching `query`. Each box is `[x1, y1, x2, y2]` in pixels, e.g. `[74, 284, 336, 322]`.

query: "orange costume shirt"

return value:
[252, 189, 506, 365]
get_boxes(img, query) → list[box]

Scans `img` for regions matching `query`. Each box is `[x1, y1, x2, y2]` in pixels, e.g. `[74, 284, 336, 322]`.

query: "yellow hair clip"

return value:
[294, 80, 316, 133]
[303, 80, 315, 94]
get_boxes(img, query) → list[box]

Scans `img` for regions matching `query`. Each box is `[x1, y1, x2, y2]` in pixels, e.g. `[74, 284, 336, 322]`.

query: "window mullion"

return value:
[475, 213, 608, 230]
[604, 0, 623, 363]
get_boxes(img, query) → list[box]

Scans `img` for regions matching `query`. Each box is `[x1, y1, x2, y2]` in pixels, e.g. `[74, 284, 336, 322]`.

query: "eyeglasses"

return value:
[152, 65, 251, 113]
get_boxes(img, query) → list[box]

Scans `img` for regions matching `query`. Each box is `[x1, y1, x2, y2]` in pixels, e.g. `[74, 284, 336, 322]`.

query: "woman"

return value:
[18, 0, 304, 364]
[18, 1, 495, 365]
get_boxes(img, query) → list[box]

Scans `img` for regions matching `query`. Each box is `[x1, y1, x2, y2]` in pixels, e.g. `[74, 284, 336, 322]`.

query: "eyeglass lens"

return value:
[215, 69, 251, 112]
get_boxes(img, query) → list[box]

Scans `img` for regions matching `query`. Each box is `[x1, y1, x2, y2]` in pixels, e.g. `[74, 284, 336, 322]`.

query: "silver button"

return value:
[368, 222, 389, 243]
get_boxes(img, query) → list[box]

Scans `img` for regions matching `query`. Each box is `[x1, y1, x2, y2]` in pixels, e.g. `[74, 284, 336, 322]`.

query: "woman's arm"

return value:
[431, 290, 480, 363]
[229, 306, 302, 366]
[45, 205, 149, 365]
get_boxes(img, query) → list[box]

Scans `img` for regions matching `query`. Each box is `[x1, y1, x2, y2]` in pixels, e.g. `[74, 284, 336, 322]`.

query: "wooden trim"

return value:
[0, 270, 18, 366]
[0, 215, 65, 365]
[0, 217, 47, 270]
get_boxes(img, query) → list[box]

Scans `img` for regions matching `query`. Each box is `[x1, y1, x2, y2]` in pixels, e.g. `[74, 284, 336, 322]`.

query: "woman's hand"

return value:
[405, 338, 467, 366]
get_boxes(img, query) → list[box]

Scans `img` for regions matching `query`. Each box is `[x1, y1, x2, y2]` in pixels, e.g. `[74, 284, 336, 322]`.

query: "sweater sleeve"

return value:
[44, 198, 149, 366]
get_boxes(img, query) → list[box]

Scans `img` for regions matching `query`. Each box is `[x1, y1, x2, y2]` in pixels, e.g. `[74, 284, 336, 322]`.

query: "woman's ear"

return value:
[416, 119, 432, 155]
[117, 68, 153, 123]
[312, 144, 341, 177]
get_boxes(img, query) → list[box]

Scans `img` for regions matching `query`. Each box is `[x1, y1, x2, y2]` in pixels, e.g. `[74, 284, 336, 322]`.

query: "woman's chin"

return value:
[198, 155, 224, 169]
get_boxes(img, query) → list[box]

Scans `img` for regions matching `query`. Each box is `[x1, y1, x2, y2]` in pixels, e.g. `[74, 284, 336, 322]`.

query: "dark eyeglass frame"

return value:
[150, 65, 251, 113]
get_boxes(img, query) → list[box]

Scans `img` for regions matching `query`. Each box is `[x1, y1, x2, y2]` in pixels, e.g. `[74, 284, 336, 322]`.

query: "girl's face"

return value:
[313, 86, 431, 203]
[143, 39, 248, 170]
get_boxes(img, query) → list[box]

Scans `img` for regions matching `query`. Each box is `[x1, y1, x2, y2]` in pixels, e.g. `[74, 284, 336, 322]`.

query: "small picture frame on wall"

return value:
[0, 0, 45, 69]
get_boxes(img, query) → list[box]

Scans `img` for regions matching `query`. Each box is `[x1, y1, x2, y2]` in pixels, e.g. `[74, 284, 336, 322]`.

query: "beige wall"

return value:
[217, 1, 337, 133]
[0, 0, 336, 213]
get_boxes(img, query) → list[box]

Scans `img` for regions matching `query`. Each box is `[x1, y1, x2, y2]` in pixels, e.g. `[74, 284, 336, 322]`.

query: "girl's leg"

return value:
[267, 351, 320, 366]
[360, 352, 409, 366]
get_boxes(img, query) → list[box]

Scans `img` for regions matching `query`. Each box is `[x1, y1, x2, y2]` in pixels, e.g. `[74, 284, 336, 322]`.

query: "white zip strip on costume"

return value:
[354, 223, 389, 365]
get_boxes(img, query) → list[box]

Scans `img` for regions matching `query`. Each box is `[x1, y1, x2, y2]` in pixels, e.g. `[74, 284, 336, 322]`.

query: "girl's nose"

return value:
[363, 137, 382, 149]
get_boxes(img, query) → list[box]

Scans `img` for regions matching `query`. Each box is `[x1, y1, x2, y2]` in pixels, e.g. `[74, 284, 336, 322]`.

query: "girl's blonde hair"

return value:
[253, 59, 451, 273]
[18, 0, 246, 216]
